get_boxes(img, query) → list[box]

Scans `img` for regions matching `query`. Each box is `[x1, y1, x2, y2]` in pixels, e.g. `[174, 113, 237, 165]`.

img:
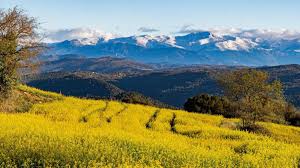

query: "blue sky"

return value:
[1, 0, 300, 35]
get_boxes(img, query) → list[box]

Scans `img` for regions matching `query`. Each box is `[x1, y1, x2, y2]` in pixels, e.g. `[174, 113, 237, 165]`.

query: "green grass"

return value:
[0, 86, 299, 167]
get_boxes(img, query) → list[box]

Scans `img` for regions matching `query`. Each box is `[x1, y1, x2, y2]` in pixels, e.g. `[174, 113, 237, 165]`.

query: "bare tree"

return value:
[0, 7, 43, 97]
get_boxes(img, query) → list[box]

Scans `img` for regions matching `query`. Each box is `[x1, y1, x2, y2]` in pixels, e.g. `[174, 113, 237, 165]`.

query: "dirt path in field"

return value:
[80, 101, 109, 123]
[146, 109, 160, 129]
[106, 103, 128, 123]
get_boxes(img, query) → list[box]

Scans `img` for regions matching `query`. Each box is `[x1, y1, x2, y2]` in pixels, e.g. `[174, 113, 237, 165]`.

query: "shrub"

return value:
[288, 112, 300, 126]
[114, 91, 176, 109]
[184, 94, 237, 118]
[284, 103, 300, 126]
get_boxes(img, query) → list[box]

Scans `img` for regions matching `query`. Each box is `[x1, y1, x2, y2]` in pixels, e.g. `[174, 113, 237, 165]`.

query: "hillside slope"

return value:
[26, 64, 300, 108]
[0, 86, 299, 167]
[40, 56, 154, 73]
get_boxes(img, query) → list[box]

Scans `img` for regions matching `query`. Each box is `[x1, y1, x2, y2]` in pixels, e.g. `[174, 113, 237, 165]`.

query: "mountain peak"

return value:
[176, 31, 212, 41]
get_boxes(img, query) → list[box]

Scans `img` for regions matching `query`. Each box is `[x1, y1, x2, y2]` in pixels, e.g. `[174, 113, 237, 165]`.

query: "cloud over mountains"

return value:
[176, 26, 300, 40]
[44, 28, 115, 43]
[44, 27, 300, 44]
[43, 27, 300, 66]
[176, 24, 203, 34]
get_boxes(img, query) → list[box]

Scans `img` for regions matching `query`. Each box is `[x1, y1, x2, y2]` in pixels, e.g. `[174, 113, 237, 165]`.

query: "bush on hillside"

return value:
[288, 113, 300, 126]
[115, 91, 176, 109]
[285, 104, 300, 126]
[184, 94, 238, 118]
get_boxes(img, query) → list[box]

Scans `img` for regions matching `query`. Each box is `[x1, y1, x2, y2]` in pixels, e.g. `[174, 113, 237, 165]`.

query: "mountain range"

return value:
[42, 30, 300, 66]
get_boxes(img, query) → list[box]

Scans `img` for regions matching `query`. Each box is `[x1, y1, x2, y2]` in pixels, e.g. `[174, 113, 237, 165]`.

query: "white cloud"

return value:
[176, 24, 204, 34]
[176, 26, 300, 40]
[138, 27, 159, 33]
[211, 28, 300, 40]
[43, 28, 115, 43]
[237, 29, 300, 40]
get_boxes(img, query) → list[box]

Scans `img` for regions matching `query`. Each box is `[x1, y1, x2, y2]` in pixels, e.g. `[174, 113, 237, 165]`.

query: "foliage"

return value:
[284, 103, 300, 126]
[0, 86, 300, 167]
[115, 91, 176, 109]
[0, 7, 42, 98]
[217, 69, 288, 127]
[289, 112, 300, 126]
[184, 94, 237, 118]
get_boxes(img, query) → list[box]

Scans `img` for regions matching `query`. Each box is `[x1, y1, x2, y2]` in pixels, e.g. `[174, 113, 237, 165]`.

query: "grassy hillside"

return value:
[0, 86, 300, 167]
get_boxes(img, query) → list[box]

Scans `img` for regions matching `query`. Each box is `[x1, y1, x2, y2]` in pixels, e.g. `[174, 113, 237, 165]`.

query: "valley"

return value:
[25, 60, 300, 108]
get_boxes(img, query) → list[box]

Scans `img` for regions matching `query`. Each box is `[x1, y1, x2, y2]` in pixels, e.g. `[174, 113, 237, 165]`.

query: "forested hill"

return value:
[25, 64, 300, 108]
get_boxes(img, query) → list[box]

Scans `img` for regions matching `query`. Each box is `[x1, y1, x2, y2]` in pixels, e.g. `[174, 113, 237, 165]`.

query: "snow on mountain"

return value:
[69, 38, 99, 46]
[105, 35, 183, 49]
[199, 38, 210, 45]
[43, 28, 300, 66]
[135, 36, 149, 47]
[145, 35, 183, 48]
[160, 36, 183, 48]
[194, 33, 226, 46]
[216, 37, 258, 51]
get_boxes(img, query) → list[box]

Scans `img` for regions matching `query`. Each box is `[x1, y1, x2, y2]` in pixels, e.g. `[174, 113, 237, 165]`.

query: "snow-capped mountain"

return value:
[43, 29, 300, 66]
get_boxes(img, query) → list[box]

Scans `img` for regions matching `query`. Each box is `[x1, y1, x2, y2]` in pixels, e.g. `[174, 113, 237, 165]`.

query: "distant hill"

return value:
[40, 56, 154, 73]
[24, 72, 123, 98]
[258, 64, 300, 108]
[25, 64, 300, 108]
[24, 71, 171, 108]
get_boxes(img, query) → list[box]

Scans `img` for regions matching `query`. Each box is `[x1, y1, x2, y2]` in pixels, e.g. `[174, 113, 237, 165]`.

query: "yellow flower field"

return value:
[0, 86, 299, 167]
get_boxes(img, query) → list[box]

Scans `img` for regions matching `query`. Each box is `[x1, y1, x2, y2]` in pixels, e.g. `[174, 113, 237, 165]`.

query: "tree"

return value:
[217, 69, 287, 128]
[0, 7, 42, 98]
[184, 94, 237, 118]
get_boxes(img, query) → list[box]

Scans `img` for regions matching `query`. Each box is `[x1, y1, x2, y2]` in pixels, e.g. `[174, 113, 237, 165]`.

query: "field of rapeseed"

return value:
[0, 86, 299, 167]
